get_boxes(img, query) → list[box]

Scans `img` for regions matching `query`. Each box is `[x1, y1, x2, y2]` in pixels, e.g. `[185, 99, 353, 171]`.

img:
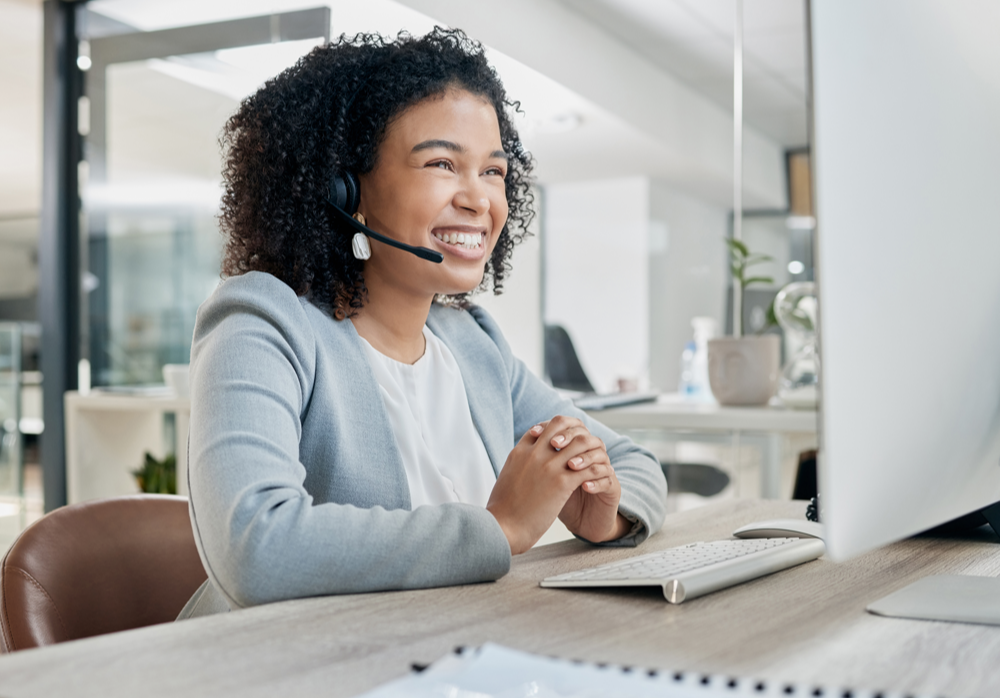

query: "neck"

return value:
[350, 269, 433, 365]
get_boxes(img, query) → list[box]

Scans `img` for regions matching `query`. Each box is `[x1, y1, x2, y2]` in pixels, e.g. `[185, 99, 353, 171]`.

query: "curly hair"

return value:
[218, 27, 535, 319]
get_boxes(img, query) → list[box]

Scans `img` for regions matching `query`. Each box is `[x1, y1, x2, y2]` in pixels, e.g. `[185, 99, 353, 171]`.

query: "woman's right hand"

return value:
[486, 416, 612, 554]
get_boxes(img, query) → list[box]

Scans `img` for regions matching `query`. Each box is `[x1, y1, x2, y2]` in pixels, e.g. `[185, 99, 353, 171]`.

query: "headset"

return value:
[326, 171, 444, 264]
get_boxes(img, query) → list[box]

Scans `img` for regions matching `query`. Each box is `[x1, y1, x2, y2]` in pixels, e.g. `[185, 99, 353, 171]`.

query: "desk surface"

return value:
[65, 390, 191, 412]
[1, 499, 999, 697]
[587, 394, 817, 433]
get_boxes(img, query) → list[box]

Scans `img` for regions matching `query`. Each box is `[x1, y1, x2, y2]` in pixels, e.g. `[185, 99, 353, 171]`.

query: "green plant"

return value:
[726, 238, 774, 336]
[132, 452, 177, 494]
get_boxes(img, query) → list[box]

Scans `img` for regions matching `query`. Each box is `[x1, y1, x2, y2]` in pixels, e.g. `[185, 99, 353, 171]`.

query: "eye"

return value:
[484, 166, 506, 177]
[427, 160, 454, 171]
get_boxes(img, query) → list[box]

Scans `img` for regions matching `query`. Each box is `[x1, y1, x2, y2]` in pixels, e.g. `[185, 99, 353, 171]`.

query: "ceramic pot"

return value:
[707, 335, 780, 406]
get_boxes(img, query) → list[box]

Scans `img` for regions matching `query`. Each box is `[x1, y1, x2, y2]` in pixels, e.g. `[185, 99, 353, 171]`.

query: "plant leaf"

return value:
[765, 297, 779, 328]
[743, 276, 774, 287]
[725, 238, 750, 257]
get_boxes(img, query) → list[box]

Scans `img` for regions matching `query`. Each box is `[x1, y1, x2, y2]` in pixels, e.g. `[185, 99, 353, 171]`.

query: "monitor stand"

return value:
[867, 502, 1000, 625]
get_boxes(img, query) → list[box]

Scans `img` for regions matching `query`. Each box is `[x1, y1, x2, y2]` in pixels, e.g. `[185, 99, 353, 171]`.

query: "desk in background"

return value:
[62, 391, 815, 504]
[1, 499, 998, 696]
[64, 391, 190, 503]
[585, 393, 818, 498]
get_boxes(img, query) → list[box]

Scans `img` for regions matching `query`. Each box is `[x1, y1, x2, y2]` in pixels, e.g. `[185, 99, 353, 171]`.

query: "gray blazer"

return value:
[180, 271, 666, 618]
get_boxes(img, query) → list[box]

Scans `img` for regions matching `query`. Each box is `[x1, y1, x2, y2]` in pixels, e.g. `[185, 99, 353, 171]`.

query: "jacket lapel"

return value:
[321, 310, 411, 509]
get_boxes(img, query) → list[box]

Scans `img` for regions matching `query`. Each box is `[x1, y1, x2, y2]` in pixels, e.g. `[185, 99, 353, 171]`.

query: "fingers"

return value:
[581, 477, 615, 494]
[527, 421, 549, 439]
[566, 446, 608, 471]
[538, 417, 606, 454]
[550, 425, 592, 451]
[568, 459, 617, 492]
[526, 416, 607, 457]
[529, 415, 583, 447]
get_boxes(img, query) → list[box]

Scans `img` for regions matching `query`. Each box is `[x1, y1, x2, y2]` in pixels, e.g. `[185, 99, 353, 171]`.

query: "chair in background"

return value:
[544, 325, 595, 394]
[0, 494, 206, 652]
[544, 324, 730, 497]
[661, 461, 731, 498]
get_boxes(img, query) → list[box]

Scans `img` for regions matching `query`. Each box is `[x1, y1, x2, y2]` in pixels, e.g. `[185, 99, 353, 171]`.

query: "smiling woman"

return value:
[180, 28, 666, 618]
[218, 28, 534, 320]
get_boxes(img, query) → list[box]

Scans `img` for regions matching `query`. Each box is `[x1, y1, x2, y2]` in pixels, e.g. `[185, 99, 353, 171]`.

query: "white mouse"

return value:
[732, 518, 824, 540]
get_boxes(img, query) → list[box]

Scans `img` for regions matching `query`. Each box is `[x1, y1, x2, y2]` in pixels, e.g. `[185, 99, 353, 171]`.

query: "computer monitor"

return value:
[812, 0, 1000, 565]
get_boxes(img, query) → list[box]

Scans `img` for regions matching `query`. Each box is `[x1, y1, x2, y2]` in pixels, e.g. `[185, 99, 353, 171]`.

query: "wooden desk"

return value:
[1, 500, 999, 696]
[586, 395, 818, 499]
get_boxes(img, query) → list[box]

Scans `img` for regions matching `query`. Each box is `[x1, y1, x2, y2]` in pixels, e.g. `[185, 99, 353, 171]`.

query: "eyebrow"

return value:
[411, 139, 508, 160]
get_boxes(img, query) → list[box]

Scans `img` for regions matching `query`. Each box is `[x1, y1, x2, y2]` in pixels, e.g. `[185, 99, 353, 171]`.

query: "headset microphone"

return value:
[327, 171, 443, 264]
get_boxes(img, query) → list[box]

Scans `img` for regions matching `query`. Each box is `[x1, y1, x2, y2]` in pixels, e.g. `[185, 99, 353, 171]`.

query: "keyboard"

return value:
[540, 537, 825, 604]
[573, 391, 659, 411]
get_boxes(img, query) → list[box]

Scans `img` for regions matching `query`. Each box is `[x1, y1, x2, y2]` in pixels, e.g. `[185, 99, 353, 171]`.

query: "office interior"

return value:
[0, 0, 818, 551]
[4, 0, 1000, 694]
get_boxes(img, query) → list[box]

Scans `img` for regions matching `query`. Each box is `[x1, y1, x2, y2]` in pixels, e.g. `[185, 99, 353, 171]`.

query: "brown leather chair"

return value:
[0, 494, 207, 652]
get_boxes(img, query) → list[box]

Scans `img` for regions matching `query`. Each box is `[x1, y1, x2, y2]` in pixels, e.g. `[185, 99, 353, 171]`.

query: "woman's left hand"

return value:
[532, 418, 631, 543]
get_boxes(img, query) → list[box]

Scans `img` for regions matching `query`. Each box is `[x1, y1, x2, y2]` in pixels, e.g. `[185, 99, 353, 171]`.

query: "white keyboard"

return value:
[541, 537, 825, 604]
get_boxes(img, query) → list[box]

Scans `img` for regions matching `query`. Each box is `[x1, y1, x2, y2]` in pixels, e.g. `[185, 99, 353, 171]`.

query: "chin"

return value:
[435, 278, 485, 299]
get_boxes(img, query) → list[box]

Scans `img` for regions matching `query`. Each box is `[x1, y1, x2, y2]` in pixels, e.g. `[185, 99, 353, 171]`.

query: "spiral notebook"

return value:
[363, 643, 898, 698]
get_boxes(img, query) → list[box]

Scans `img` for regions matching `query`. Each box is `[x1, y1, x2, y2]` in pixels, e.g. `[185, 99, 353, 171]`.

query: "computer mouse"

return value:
[732, 519, 824, 540]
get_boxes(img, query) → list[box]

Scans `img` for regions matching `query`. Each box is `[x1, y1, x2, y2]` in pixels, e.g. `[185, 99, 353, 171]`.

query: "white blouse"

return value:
[358, 324, 497, 509]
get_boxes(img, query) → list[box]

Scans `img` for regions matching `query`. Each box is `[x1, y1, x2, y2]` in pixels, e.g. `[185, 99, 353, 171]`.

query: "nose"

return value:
[453, 173, 490, 216]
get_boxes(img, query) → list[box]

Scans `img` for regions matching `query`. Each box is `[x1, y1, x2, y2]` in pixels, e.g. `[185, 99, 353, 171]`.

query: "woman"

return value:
[180, 28, 666, 618]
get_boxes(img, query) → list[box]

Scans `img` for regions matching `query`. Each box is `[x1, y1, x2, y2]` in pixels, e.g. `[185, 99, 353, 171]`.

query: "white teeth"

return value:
[434, 232, 482, 248]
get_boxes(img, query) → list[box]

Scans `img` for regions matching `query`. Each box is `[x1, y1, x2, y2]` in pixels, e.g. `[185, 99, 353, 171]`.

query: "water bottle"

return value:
[691, 317, 716, 401]
[679, 340, 697, 396]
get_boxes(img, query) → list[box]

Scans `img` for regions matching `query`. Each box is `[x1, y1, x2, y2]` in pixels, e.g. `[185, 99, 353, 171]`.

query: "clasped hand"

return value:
[486, 416, 630, 555]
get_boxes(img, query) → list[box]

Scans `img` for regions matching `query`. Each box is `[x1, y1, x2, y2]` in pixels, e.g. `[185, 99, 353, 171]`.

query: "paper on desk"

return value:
[362, 643, 868, 698]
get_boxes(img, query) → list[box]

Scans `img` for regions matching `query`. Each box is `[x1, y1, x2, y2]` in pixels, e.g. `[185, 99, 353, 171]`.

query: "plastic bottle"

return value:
[679, 341, 697, 396]
[690, 317, 717, 401]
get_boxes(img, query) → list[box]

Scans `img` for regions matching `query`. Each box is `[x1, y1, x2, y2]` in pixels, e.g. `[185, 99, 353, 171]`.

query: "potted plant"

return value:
[707, 239, 781, 406]
[132, 452, 177, 495]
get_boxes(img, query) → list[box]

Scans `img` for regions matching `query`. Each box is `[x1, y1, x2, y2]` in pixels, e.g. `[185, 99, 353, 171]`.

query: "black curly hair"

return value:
[219, 27, 535, 320]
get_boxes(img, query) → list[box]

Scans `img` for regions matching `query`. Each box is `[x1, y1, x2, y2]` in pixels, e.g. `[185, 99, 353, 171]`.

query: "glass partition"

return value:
[0, 323, 24, 537]
[81, 6, 332, 386]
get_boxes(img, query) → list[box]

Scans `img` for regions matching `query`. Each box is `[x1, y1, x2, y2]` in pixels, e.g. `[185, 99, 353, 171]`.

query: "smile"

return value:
[432, 231, 484, 250]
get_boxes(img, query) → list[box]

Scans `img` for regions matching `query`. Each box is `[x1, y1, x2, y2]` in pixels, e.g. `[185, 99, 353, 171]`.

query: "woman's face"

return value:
[357, 87, 509, 298]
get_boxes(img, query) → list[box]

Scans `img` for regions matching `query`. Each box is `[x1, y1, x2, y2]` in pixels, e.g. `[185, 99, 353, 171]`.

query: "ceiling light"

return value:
[787, 260, 805, 274]
[84, 180, 223, 211]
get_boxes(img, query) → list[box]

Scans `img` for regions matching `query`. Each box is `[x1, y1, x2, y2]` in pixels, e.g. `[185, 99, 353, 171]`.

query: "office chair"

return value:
[544, 325, 596, 393]
[662, 461, 730, 498]
[0, 494, 206, 653]
[543, 324, 730, 497]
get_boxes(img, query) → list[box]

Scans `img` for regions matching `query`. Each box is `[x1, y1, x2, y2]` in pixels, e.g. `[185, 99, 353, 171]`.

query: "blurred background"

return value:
[0, 0, 817, 548]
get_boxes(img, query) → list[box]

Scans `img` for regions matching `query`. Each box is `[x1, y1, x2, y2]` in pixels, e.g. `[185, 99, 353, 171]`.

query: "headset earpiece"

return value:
[329, 171, 361, 214]
[324, 168, 444, 264]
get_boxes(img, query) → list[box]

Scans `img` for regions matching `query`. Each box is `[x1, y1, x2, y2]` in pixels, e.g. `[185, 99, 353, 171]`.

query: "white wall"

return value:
[544, 177, 731, 395]
[648, 180, 729, 391]
[544, 177, 649, 393]
[473, 209, 543, 379]
[0, 0, 41, 216]
[396, 0, 788, 210]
